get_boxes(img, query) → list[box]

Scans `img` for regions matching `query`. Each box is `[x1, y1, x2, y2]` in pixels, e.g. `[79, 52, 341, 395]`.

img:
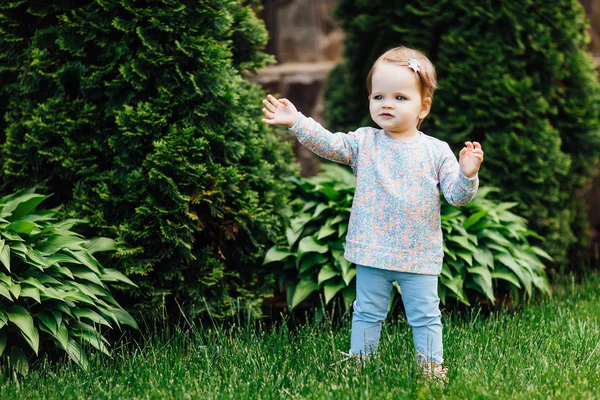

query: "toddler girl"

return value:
[261, 46, 484, 381]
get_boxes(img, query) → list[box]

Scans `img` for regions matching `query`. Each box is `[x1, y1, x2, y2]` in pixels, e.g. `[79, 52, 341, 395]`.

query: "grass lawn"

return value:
[1, 274, 599, 399]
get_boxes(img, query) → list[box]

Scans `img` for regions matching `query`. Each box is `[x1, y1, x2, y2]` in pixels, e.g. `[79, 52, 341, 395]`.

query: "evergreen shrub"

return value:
[324, 0, 600, 269]
[0, 1, 295, 320]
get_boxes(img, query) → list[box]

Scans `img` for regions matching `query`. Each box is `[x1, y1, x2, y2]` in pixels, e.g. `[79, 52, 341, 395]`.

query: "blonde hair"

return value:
[366, 46, 438, 126]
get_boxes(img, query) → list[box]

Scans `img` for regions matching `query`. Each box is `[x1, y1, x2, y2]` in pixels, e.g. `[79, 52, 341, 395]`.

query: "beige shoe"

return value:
[416, 352, 447, 384]
[420, 361, 448, 384]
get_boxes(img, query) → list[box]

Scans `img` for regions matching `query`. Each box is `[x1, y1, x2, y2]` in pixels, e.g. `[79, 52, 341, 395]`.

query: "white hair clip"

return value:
[408, 58, 421, 73]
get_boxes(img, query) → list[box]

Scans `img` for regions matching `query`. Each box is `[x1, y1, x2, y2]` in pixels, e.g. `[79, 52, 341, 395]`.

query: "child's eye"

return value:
[396, 95, 406, 101]
[373, 95, 383, 100]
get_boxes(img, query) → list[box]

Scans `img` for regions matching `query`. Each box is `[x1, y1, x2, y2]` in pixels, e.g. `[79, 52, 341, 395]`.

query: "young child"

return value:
[261, 46, 484, 381]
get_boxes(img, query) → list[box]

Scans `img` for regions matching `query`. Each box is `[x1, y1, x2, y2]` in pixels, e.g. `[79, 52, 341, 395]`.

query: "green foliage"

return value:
[264, 164, 356, 311]
[0, 1, 295, 320]
[264, 165, 550, 310]
[324, 0, 600, 269]
[440, 187, 551, 305]
[0, 188, 137, 373]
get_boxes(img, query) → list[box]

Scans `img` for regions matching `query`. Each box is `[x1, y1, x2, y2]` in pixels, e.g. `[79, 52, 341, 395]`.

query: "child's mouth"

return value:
[379, 113, 394, 118]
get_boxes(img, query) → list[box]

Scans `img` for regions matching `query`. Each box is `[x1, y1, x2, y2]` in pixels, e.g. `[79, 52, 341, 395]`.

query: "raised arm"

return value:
[439, 142, 483, 206]
[261, 94, 359, 167]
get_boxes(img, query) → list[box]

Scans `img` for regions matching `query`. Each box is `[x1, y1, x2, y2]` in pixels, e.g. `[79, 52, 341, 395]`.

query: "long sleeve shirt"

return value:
[290, 114, 479, 275]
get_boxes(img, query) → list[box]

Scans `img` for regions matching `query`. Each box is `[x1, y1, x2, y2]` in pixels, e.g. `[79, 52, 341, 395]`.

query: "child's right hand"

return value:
[261, 94, 300, 127]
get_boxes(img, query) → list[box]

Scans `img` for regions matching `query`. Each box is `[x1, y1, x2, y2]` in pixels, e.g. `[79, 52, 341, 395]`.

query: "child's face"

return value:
[369, 62, 430, 137]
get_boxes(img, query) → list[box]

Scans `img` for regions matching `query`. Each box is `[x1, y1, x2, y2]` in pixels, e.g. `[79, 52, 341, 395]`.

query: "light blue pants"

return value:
[350, 265, 443, 364]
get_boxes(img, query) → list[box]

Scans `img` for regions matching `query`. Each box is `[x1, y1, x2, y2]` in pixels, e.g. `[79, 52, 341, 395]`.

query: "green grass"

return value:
[1, 274, 599, 399]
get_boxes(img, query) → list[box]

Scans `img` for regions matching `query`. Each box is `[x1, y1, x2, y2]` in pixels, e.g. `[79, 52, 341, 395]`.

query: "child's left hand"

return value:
[459, 142, 484, 178]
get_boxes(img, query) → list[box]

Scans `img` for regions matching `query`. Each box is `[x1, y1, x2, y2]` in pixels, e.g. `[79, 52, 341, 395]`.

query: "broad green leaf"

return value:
[312, 203, 329, 218]
[0, 241, 10, 272]
[263, 247, 293, 265]
[468, 267, 495, 303]
[67, 281, 103, 300]
[324, 280, 346, 304]
[73, 308, 111, 327]
[1, 231, 24, 242]
[337, 223, 348, 237]
[54, 265, 75, 279]
[301, 201, 317, 213]
[531, 246, 553, 261]
[490, 269, 521, 288]
[473, 248, 494, 269]
[0, 272, 11, 285]
[69, 267, 104, 286]
[39, 286, 67, 301]
[1, 190, 39, 216]
[20, 287, 40, 303]
[36, 235, 86, 254]
[329, 215, 345, 226]
[53, 323, 69, 350]
[83, 238, 117, 254]
[532, 274, 551, 294]
[72, 331, 110, 356]
[463, 211, 488, 229]
[317, 264, 339, 284]
[0, 331, 6, 356]
[0, 282, 12, 300]
[9, 241, 27, 254]
[26, 248, 49, 269]
[8, 283, 21, 299]
[297, 237, 328, 255]
[290, 215, 310, 234]
[341, 263, 356, 286]
[63, 290, 96, 306]
[62, 250, 100, 274]
[289, 276, 319, 309]
[101, 269, 137, 286]
[440, 263, 453, 279]
[9, 194, 51, 221]
[36, 312, 58, 335]
[456, 251, 473, 266]
[496, 253, 526, 282]
[317, 224, 336, 240]
[480, 229, 511, 247]
[285, 227, 303, 247]
[45, 253, 80, 266]
[65, 338, 89, 372]
[440, 275, 470, 306]
[106, 307, 138, 329]
[0, 310, 7, 329]
[298, 253, 328, 274]
[447, 235, 475, 251]
[5, 220, 35, 235]
[6, 305, 39, 354]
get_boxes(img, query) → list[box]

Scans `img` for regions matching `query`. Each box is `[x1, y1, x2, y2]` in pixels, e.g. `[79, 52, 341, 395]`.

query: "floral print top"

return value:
[290, 114, 479, 275]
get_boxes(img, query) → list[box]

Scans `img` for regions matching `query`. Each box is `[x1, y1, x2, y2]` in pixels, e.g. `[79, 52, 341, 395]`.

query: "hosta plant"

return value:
[0, 189, 138, 374]
[264, 164, 551, 311]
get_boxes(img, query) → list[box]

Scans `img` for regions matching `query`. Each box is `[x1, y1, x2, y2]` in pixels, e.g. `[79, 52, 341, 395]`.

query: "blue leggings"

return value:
[350, 265, 443, 364]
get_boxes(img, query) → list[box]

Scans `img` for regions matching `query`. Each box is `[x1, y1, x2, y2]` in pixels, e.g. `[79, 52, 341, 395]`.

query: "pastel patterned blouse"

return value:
[290, 114, 479, 275]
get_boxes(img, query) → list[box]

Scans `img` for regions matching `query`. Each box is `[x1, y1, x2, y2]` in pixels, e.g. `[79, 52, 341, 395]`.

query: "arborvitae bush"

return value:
[324, 0, 600, 269]
[0, 1, 295, 320]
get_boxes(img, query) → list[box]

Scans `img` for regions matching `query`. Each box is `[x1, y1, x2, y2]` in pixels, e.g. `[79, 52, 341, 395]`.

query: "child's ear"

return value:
[419, 97, 432, 119]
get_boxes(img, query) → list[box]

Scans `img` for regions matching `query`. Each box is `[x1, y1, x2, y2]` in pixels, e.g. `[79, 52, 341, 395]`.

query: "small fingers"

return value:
[262, 108, 275, 119]
[473, 141, 482, 150]
[262, 99, 277, 112]
[267, 94, 281, 107]
[465, 141, 474, 150]
[261, 118, 277, 125]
